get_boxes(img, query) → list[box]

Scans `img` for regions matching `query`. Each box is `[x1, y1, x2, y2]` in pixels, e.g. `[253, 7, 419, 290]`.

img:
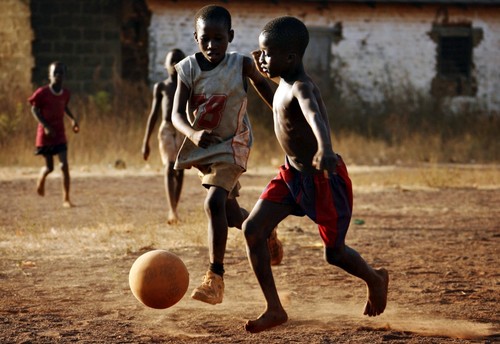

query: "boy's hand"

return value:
[312, 149, 339, 175]
[43, 125, 54, 137]
[71, 119, 79, 133]
[189, 130, 222, 148]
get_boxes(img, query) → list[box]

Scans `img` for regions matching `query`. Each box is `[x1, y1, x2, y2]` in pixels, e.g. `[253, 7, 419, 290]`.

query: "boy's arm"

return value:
[164, 81, 176, 123]
[294, 82, 338, 173]
[31, 106, 53, 137]
[243, 56, 273, 109]
[142, 82, 162, 160]
[172, 78, 221, 149]
[64, 106, 79, 133]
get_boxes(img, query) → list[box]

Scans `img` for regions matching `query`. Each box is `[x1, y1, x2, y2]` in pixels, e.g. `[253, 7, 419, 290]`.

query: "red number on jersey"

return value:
[192, 94, 227, 130]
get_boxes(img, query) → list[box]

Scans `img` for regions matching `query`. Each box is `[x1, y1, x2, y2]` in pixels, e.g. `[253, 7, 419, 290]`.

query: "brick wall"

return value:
[30, 0, 123, 94]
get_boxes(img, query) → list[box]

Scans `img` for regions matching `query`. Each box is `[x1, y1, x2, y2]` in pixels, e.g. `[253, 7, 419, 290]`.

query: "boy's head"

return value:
[261, 16, 309, 57]
[193, 5, 234, 66]
[194, 5, 231, 32]
[257, 16, 309, 79]
[164, 49, 185, 75]
[48, 61, 67, 86]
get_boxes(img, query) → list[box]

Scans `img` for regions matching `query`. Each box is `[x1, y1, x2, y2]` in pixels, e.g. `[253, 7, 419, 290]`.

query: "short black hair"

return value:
[194, 5, 232, 31]
[49, 61, 66, 72]
[168, 48, 185, 59]
[261, 16, 309, 56]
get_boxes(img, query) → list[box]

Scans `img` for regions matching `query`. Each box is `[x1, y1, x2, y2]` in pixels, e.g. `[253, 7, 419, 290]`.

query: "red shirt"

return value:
[28, 85, 71, 147]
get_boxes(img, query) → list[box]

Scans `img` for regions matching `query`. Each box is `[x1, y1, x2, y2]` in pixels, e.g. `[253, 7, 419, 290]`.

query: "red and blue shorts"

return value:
[260, 157, 353, 249]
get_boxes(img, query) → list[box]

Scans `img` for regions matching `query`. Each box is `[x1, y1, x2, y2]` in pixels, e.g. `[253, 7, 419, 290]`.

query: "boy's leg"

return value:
[205, 186, 229, 267]
[191, 186, 229, 305]
[243, 199, 292, 333]
[225, 196, 247, 229]
[165, 162, 181, 224]
[325, 245, 388, 317]
[226, 193, 283, 266]
[267, 227, 283, 266]
[37, 154, 54, 196]
[159, 124, 184, 224]
[58, 150, 72, 208]
[173, 169, 184, 208]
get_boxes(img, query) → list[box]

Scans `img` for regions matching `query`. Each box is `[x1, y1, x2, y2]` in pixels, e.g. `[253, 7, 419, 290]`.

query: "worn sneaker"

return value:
[191, 270, 224, 305]
[268, 228, 283, 266]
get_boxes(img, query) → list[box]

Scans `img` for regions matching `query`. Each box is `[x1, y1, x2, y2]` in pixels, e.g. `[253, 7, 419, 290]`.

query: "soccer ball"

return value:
[129, 249, 189, 309]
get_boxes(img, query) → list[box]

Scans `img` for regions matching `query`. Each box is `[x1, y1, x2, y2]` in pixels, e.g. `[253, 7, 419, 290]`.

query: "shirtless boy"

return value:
[142, 49, 186, 224]
[243, 16, 389, 333]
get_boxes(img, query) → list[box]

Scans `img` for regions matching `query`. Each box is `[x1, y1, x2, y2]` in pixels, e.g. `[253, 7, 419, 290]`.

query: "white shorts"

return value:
[158, 121, 185, 165]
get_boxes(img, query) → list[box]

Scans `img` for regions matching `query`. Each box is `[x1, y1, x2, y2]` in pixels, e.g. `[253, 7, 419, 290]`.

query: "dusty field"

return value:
[0, 165, 499, 343]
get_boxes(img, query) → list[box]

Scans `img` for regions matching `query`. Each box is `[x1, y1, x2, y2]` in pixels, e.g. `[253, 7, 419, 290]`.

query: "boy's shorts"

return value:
[35, 143, 67, 156]
[158, 121, 184, 165]
[196, 161, 244, 199]
[260, 157, 353, 249]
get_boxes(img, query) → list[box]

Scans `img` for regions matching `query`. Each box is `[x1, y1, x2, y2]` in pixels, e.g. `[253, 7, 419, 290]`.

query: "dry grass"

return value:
[1, 81, 498, 173]
[347, 164, 499, 189]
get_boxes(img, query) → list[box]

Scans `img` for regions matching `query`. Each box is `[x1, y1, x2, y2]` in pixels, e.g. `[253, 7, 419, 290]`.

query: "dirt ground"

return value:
[0, 165, 498, 343]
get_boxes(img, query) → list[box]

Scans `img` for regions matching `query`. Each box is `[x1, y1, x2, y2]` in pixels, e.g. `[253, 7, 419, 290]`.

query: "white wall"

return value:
[146, 1, 500, 113]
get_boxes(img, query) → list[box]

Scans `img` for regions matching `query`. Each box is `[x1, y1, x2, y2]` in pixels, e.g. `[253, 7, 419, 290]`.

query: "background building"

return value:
[1, 0, 499, 114]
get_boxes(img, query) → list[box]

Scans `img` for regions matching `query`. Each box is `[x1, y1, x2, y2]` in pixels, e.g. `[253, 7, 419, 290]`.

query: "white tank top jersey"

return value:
[174, 52, 252, 170]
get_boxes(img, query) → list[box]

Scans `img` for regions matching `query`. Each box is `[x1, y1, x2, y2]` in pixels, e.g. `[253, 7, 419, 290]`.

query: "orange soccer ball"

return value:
[129, 250, 189, 309]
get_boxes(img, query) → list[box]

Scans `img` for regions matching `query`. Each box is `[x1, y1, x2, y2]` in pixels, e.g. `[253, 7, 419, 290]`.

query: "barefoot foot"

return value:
[36, 181, 45, 196]
[364, 268, 389, 317]
[62, 201, 74, 208]
[245, 310, 288, 333]
[167, 211, 179, 225]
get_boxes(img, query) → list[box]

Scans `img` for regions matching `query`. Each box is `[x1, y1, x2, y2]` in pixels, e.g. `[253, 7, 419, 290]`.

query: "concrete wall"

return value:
[146, 1, 500, 113]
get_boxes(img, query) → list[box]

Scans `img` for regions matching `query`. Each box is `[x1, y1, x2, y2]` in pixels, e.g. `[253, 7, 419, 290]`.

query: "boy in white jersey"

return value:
[172, 5, 281, 305]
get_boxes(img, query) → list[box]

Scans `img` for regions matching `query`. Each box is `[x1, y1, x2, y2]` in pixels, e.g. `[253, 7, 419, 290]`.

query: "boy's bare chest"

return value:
[273, 85, 293, 109]
[273, 86, 305, 127]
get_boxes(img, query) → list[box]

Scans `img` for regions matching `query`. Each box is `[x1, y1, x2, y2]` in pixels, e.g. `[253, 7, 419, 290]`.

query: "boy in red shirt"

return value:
[28, 61, 79, 208]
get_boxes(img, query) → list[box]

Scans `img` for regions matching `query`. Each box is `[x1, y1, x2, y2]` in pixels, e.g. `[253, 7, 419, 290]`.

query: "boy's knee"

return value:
[324, 246, 344, 266]
[204, 194, 224, 216]
[227, 207, 248, 229]
[242, 219, 262, 246]
[242, 220, 253, 240]
[226, 213, 241, 229]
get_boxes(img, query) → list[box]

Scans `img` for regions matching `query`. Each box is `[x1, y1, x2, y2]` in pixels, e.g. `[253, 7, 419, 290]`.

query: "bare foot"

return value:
[245, 309, 288, 333]
[36, 180, 45, 196]
[62, 201, 74, 208]
[167, 211, 179, 225]
[364, 268, 389, 317]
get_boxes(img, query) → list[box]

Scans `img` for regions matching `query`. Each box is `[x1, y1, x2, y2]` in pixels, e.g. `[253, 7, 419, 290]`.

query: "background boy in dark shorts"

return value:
[29, 61, 79, 208]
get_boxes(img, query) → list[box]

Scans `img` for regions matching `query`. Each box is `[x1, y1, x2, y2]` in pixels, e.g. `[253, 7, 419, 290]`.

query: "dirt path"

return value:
[0, 166, 498, 343]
